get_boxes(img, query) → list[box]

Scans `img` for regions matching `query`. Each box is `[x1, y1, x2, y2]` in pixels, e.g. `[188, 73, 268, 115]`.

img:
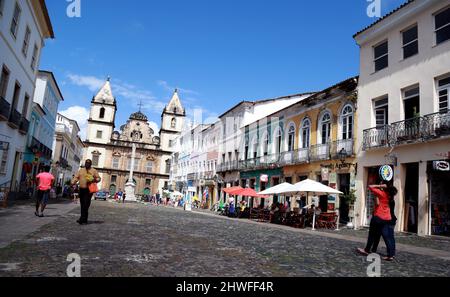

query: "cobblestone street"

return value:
[0, 201, 449, 277]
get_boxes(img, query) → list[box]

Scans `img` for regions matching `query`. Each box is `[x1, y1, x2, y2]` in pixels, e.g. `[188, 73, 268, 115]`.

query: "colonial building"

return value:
[0, 0, 54, 193]
[22, 71, 63, 187]
[52, 113, 83, 186]
[83, 79, 184, 196]
[354, 0, 450, 236]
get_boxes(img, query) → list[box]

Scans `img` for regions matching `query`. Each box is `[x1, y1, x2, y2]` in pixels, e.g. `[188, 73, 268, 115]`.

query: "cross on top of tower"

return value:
[138, 100, 143, 112]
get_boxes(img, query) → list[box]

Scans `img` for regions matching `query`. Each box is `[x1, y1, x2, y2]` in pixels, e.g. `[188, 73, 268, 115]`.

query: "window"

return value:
[244, 137, 249, 160]
[92, 155, 99, 167]
[112, 157, 120, 169]
[22, 93, 30, 116]
[31, 44, 38, 71]
[22, 26, 31, 57]
[11, 82, 21, 111]
[319, 113, 331, 144]
[0, 65, 10, 98]
[262, 133, 269, 156]
[435, 7, 450, 45]
[374, 97, 389, 126]
[341, 105, 354, 140]
[287, 125, 295, 151]
[274, 128, 282, 154]
[99, 107, 105, 119]
[111, 175, 117, 184]
[10, 2, 21, 38]
[0, 142, 9, 174]
[145, 179, 152, 186]
[252, 137, 258, 159]
[301, 119, 311, 148]
[96, 130, 103, 139]
[403, 86, 420, 119]
[438, 77, 450, 113]
[402, 25, 418, 59]
[127, 158, 138, 171]
[171, 118, 176, 128]
[0, 0, 5, 16]
[374, 41, 388, 72]
[146, 161, 153, 173]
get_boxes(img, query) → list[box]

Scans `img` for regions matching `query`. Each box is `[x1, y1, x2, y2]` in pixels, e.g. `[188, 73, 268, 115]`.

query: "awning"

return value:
[222, 186, 244, 195]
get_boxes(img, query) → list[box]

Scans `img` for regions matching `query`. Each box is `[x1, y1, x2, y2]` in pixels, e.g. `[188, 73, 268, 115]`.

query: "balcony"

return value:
[19, 117, 30, 135]
[0, 96, 11, 121]
[362, 125, 390, 150]
[217, 161, 239, 172]
[30, 137, 53, 160]
[363, 111, 450, 151]
[8, 109, 21, 129]
[310, 143, 331, 162]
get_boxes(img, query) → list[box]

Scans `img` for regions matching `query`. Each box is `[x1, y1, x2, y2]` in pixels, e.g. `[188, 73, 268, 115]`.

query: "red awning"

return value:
[234, 188, 269, 198]
[222, 186, 244, 195]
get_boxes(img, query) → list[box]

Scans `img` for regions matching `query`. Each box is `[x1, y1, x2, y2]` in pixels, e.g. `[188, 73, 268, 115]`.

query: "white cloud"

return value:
[59, 106, 90, 140]
[67, 74, 104, 92]
[148, 121, 160, 134]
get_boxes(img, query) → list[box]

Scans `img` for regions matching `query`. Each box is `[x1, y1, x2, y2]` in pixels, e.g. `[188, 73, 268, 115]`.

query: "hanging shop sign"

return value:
[379, 165, 394, 181]
[260, 174, 269, 182]
[329, 172, 337, 184]
[433, 161, 449, 171]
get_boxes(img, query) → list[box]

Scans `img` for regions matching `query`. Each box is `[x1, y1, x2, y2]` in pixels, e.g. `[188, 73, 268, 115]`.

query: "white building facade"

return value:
[0, 0, 54, 192]
[355, 0, 450, 236]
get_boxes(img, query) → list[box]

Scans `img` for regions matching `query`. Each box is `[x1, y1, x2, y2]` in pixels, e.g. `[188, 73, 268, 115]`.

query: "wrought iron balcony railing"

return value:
[0, 96, 11, 121]
[8, 109, 21, 129]
[363, 111, 450, 151]
[19, 117, 30, 135]
[362, 125, 391, 150]
[310, 143, 331, 162]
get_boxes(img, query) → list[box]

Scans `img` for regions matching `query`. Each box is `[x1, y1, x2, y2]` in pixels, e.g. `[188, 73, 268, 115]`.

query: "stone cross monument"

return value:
[124, 143, 137, 202]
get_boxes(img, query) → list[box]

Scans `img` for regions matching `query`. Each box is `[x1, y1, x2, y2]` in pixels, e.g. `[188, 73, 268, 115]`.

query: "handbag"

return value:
[89, 182, 98, 194]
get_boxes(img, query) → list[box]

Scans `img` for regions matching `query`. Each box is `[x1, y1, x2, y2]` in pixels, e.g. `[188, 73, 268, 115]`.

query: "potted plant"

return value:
[342, 189, 357, 228]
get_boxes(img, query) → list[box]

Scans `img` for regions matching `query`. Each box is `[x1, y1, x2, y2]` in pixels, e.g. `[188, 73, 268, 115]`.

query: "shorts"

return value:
[37, 190, 50, 205]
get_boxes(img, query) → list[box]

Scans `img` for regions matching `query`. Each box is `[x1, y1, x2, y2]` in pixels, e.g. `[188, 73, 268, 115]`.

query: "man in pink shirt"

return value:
[35, 166, 55, 217]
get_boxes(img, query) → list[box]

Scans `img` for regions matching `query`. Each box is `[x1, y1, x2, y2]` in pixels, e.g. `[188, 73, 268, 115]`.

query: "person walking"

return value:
[122, 192, 126, 204]
[71, 159, 101, 225]
[34, 166, 55, 217]
[357, 182, 393, 260]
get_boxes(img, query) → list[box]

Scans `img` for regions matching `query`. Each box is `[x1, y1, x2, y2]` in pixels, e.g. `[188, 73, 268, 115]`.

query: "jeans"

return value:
[79, 188, 93, 223]
[369, 218, 396, 258]
[365, 216, 387, 253]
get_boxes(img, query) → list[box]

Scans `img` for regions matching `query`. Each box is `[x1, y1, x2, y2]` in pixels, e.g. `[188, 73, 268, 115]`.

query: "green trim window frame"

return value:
[435, 6, 450, 45]
[10, 2, 21, 39]
[373, 41, 388, 72]
[402, 25, 418, 59]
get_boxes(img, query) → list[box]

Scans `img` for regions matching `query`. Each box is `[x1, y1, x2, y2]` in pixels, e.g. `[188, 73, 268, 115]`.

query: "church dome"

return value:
[129, 111, 148, 121]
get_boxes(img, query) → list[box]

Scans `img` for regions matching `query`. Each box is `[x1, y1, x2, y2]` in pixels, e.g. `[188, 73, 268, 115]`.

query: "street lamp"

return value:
[338, 148, 347, 164]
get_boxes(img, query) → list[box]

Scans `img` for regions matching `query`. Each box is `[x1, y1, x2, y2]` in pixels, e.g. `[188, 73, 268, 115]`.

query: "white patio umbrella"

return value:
[279, 179, 344, 231]
[257, 183, 297, 195]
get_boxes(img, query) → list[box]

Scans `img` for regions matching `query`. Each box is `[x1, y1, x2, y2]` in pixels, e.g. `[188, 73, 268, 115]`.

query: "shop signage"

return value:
[260, 174, 269, 182]
[433, 161, 449, 171]
[321, 167, 329, 181]
[188, 187, 196, 192]
[329, 172, 337, 184]
[379, 165, 394, 181]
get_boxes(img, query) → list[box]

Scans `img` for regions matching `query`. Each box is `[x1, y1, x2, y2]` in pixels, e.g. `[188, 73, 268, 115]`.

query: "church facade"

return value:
[83, 78, 184, 196]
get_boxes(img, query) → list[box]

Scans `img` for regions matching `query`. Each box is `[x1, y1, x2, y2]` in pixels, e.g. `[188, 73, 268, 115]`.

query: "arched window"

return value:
[274, 128, 282, 154]
[319, 112, 331, 144]
[171, 118, 176, 128]
[262, 132, 269, 156]
[341, 105, 354, 140]
[244, 137, 249, 160]
[99, 107, 105, 119]
[300, 118, 311, 148]
[287, 124, 295, 152]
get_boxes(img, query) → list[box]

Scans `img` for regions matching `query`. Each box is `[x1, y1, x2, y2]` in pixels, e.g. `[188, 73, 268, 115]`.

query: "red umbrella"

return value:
[234, 188, 269, 198]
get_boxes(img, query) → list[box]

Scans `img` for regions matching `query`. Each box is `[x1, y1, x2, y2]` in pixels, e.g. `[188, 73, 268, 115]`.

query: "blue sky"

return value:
[41, 0, 407, 138]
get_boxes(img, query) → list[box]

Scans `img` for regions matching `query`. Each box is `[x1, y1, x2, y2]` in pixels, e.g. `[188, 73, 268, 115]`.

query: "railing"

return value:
[8, 109, 21, 129]
[363, 125, 390, 150]
[363, 111, 450, 151]
[310, 143, 331, 162]
[19, 117, 30, 134]
[0, 97, 11, 121]
[333, 139, 354, 159]
[217, 161, 239, 172]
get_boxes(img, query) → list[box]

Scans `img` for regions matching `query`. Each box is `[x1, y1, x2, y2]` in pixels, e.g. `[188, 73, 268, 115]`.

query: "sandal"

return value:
[383, 256, 395, 261]
[356, 248, 369, 256]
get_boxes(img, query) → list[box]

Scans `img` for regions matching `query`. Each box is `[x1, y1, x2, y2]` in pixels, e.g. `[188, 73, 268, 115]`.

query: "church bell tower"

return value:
[160, 89, 185, 152]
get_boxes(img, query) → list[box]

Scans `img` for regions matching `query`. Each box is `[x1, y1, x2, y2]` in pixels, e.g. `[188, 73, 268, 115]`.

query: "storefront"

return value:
[428, 160, 450, 237]
[240, 168, 282, 208]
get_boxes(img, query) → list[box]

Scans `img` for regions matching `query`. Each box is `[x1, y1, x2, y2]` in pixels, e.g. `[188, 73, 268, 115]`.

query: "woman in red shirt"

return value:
[357, 183, 393, 259]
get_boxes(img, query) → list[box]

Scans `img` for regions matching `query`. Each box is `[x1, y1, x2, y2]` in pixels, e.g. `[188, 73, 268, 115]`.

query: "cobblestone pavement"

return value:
[0, 201, 449, 277]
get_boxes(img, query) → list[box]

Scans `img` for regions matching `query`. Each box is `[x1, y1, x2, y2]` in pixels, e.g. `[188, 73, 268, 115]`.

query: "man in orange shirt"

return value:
[35, 166, 55, 217]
